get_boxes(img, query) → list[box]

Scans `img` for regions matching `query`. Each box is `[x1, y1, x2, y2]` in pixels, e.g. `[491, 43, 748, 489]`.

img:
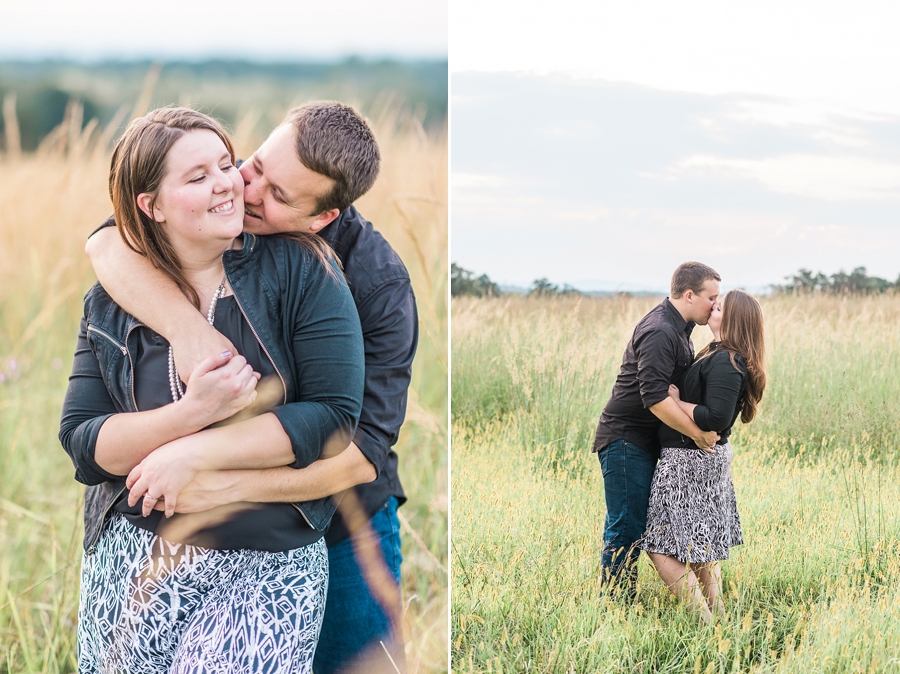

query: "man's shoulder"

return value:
[634, 300, 676, 335]
[331, 207, 411, 300]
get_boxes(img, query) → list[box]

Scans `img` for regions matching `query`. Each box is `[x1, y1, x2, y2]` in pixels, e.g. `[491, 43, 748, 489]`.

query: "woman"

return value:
[59, 108, 364, 673]
[640, 289, 766, 623]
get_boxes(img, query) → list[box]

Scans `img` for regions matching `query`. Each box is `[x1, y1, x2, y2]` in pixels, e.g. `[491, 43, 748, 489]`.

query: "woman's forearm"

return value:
[177, 413, 296, 472]
[125, 412, 297, 516]
[94, 402, 209, 476]
[677, 399, 698, 420]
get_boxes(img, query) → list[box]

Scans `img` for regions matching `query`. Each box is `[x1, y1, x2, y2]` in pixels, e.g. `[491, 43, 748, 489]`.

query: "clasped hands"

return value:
[127, 350, 260, 518]
[667, 384, 719, 453]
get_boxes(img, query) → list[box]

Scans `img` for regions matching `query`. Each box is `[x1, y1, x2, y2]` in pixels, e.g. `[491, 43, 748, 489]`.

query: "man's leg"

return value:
[314, 497, 405, 674]
[597, 440, 656, 600]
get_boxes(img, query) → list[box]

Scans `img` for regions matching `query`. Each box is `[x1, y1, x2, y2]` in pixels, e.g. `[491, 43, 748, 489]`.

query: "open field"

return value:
[0, 106, 447, 672]
[452, 294, 900, 673]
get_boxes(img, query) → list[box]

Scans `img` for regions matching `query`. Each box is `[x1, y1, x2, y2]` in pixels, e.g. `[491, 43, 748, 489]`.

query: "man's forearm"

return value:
[649, 397, 704, 439]
[170, 442, 377, 514]
[86, 225, 235, 378]
[87, 225, 202, 335]
[235, 442, 376, 502]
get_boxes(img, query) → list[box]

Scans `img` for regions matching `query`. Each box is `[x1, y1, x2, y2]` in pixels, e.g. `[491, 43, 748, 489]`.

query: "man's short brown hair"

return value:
[284, 101, 380, 214]
[671, 262, 721, 299]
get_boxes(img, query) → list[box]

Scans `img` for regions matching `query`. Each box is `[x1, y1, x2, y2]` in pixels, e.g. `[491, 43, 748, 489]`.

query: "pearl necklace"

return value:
[168, 280, 226, 402]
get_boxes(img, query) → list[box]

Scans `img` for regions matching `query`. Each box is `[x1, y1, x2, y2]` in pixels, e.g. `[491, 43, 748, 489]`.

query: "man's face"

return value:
[690, 280, 720, 325]
[239, 124, 336, 235]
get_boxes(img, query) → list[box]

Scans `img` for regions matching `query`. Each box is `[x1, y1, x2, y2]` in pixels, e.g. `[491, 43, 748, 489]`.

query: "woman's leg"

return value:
[77, 515, 207, 673]
[171, 538, 329, 674]
[695, 562, 725, 615]
[648, 552, 712, 624]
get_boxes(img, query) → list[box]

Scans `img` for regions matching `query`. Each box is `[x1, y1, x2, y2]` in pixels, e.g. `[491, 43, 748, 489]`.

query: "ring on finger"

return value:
[144, 495, 159, 502]
[249, 391, 258, 401]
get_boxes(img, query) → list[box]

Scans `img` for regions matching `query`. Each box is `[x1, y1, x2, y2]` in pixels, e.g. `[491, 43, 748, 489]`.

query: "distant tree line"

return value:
[451, 263, 501, 297]
[527, 278, 583, 297]
[0, 58, 448, 151]
[774, 267, 900, 295]
[451, 264, 584, 298]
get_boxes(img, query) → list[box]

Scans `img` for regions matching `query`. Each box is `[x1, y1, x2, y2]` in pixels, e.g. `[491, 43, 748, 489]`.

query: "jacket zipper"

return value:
[229, 291, 288, 405]
[85, 486, 127, 555]
[290, 502, 315, 528]
[229, 275, 310, 526]
[88, 323, 140, 410]
[87, 325, 127, 355]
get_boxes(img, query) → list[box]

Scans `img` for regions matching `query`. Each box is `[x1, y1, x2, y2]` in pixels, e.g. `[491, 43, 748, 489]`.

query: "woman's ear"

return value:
[137, 193, 163, 222]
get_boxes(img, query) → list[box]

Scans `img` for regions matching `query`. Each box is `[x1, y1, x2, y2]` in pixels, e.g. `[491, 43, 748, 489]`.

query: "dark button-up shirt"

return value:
[658, 344, 747, 450]
[593, 298, 695, 458]
[318, 206, 418, 546]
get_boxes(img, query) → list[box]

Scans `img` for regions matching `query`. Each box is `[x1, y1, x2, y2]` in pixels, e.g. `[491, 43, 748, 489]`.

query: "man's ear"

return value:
[137, 193, 163, 222]
[683, 288, 695, 304]
[308, 208, 341, 234]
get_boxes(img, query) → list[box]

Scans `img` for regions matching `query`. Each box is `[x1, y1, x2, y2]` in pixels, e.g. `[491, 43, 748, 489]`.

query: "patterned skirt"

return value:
[640, 441, 743, 563]
[78, 514, 328, 674]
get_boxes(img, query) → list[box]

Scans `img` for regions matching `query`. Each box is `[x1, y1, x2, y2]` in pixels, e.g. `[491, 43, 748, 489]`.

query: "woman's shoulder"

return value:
[248, 234, 347, 306]
[706, 347, 747, 375]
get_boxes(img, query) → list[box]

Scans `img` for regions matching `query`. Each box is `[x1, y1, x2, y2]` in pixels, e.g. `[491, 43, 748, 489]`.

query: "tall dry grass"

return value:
[452, 293, 900, 673]
[0, 100, 447, 672]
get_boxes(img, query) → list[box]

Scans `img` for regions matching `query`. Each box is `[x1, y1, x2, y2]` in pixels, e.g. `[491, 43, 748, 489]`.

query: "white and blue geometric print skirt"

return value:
[78, 514, 328, 674]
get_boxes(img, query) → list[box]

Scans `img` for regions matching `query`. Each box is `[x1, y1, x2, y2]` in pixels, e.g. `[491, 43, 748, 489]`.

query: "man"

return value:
[86, 101, 417, 674]
[592, 261, 720, 600]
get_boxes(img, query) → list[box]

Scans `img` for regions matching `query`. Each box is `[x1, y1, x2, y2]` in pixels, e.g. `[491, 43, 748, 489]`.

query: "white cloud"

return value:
[673, 154, 900, 201]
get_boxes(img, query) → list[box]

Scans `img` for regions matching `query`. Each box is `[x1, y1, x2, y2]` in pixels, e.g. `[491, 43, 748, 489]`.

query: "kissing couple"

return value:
[593, 261, 767, 623]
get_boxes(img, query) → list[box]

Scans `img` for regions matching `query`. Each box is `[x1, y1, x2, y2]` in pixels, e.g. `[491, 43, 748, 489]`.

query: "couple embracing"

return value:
[60, 102, 414, 673]
[593, 262, 767, 623]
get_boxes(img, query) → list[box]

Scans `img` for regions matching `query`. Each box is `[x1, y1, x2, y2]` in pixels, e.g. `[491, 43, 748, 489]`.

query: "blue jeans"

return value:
[314, 497, 405, 674]
[597, 440, 657, 598]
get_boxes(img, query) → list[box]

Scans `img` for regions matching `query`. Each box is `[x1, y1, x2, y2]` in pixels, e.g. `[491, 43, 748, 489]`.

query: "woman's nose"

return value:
[213, 167, 232, 192]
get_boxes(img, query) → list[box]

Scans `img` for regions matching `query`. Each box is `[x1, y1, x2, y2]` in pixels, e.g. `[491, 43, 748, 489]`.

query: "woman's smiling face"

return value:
[141, 129, 244, 249]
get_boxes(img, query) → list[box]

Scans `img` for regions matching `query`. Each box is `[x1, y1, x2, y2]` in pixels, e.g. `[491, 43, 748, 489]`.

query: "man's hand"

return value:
[692, 429, 720, 454]
[172, 323, 237, 384]
[153, 470, 244, 514]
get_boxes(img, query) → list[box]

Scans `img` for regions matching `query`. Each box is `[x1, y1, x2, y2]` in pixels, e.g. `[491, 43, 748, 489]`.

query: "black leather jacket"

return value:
[59, 233, 364, 552]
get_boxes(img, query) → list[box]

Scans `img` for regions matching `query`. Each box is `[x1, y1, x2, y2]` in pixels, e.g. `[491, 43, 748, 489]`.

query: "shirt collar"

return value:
[663, 297, 695, 336]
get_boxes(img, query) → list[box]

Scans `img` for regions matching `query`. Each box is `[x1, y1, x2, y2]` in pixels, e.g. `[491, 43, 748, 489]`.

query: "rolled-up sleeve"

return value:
[352, 278, 417, 476]
[58, 318, 124, 485]
[271, 254, 365, 469]
[693, 356, 746, 432]
[634, 329, 677, 409]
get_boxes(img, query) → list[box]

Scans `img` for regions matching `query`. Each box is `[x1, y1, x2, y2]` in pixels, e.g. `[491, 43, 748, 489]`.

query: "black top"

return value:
[318, 207, 418, 545]
[658, 344, 747, 450]
[593, 299, 696, 458]
[114, 295, 322, 552]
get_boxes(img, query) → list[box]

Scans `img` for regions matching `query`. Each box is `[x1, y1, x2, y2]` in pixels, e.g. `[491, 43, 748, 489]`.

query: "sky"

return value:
[0, 0, 447, 61]
[450, 0, 900, 292]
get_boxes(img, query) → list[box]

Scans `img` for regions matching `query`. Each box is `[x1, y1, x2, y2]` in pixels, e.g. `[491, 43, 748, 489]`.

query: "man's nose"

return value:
[242, 178, 262, 204]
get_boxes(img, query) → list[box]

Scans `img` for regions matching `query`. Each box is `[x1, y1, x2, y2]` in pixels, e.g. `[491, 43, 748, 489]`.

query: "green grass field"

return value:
[0, 107, 447, 672]
[452, 294, 900, 673]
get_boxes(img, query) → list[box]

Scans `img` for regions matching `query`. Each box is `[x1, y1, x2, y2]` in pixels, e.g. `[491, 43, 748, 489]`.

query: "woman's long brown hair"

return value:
[696, 289, 767, 423]
[109, 107, 237, 309]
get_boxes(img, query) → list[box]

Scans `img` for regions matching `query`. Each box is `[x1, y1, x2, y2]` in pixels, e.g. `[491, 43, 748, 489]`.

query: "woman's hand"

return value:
[178, 352, 261, 427]
[126, 435, 203, 518]
[668, 384, 681, 402]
